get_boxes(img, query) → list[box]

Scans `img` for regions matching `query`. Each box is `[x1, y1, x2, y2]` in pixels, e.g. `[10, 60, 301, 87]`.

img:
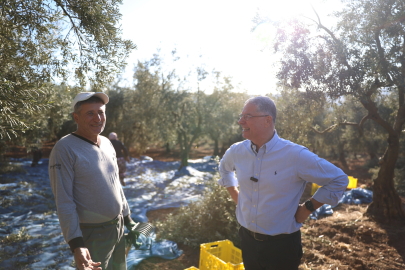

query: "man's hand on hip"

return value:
[295, 198, 324, 223]
[74, 247, 101, 270]
[294, 204, 312, 223]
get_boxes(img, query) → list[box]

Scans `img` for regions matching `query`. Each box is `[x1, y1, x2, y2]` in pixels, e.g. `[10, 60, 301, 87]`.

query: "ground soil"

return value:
[140, 204, 405, 270]
[4, 144, 405, 269]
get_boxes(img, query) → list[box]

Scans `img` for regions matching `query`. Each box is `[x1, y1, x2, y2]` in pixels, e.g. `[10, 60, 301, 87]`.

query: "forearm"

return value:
[55, 200, 82, 246]
[308, 197, 324, 209]
[227, 186, 239, 204]
[295, 197, 324, 223]
[69, 237, 85, 253]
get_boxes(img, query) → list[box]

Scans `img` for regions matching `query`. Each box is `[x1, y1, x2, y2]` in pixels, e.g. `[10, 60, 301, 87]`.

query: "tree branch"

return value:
[310, 5, 351, 70]
[399, 35, 405, 108]
[360, 96, 397, 136]
[374, 30, 394, 85]
[358, 114, 370, 136]
[311, 124, 338, 134]
[311, 114, 371, 136]
[53, 0, 85, 56]
[366, 80, 385, 97]
[393, 103, 405, 134]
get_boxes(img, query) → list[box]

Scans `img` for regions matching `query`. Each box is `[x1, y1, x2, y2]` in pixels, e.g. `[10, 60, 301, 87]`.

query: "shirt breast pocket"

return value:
[266, 169, 293, 194]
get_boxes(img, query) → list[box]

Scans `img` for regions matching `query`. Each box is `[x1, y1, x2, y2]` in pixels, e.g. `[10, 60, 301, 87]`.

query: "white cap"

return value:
[72, 92, 109, 110]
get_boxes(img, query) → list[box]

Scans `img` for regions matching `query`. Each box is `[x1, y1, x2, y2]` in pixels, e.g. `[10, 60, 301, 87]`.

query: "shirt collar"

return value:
[71, 133, 100, 147]
[250, 142, 259, 154]
[250, 130, 279, 154]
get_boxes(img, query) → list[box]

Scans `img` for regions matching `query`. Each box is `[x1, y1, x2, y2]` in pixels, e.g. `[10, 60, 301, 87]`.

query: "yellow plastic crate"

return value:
[199, 240, 244, 270]
[311, 183, 321, 195]
[184, 267, 199, 270]
[347, 176, 357, 189]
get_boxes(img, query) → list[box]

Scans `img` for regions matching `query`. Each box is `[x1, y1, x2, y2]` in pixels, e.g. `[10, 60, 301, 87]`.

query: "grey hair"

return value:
[109, 132, 117, 140]
[74, 96, 105, 114]
[245, 96, 277, 124]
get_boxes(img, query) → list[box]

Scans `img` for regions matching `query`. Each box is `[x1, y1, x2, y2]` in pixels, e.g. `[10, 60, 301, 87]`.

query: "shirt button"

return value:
[255, 189, 257, 192]
[256, 174, 258, 176]
[257, 158, 260, 160]
[252, 221, 255, 223]
[253, 205, 256, 207]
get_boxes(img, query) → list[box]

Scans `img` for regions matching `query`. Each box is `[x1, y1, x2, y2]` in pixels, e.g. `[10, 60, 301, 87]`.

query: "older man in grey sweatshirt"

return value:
[49, 92, 139, 270]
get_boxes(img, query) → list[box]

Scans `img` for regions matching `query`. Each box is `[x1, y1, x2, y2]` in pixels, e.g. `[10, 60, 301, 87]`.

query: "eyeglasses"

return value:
[238, 114, 269, 121]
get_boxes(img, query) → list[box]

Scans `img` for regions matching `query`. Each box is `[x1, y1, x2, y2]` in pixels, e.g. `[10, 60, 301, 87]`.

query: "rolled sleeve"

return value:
[297, 148, 349, 206]
[314, 174, 349, 206]
[218, 148, 238, 188]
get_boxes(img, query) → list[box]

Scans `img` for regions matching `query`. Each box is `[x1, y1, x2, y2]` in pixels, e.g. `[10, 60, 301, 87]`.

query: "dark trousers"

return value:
[239, 226, 303, 270]
[80, 214, 126, 270]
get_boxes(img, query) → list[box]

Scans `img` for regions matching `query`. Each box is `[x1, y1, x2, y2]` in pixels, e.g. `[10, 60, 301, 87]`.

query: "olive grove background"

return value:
[1, 0, 404, 222]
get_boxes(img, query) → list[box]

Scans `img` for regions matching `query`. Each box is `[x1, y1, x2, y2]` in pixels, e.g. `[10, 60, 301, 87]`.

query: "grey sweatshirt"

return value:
[49, 134, 130, 244]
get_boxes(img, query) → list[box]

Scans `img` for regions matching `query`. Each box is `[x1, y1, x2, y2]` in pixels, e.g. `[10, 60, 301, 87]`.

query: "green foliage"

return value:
[204, 78, 248, 156]
[105, 58, 177, 153]
[155, 172, 240, 248]
[1, 0, 135, 88]
[270, 0, 405, 218]
[0, 84, 76, 155]
[0, 0, 134, 140]
[18, 84, 76, 143]
[105, 51, 245, 169]
[272, 0, 405, 130]
[270, 87, 326, 148]
[0, 84, 52, 140]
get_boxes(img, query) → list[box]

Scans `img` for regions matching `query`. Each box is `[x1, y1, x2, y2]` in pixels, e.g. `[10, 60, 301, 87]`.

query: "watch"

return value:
[304, 200, 316, 212]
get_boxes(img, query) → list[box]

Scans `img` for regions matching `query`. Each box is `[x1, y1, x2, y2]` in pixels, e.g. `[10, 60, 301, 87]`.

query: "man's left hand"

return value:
[127, 229, 142, 248]
[295, 198, 323, 223]
[74, 247, 101, 270]
[125, 219, 142, 249]
[294, 204, 312, 223]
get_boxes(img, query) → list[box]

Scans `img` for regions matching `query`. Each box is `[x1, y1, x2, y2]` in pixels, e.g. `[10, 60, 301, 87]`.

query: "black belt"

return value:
[80, 214, 121, 229]
[242, 226, 300, 241]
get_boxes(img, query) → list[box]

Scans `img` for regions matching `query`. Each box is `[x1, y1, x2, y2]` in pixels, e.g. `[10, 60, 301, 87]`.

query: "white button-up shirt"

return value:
[218, 131, 349, 235]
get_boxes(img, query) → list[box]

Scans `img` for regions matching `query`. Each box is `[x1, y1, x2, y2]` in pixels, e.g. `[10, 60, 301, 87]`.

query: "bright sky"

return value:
[119, 0, 342, 95]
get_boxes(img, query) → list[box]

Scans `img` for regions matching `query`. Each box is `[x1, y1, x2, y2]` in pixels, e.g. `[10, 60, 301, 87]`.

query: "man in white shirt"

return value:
[218, 96, 349, 270]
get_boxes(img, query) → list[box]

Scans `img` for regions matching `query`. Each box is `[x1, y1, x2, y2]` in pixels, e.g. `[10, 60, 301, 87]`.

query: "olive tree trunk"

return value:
[366, 133, 405, 220]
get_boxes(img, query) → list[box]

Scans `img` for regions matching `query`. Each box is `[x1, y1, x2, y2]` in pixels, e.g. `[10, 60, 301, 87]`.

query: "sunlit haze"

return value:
[119, 0, 342, 95]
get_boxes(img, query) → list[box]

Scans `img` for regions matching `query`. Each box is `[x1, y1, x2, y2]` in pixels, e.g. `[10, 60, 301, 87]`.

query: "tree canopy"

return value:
[0, 0, 135, 140]
[104, 52, 247, 170]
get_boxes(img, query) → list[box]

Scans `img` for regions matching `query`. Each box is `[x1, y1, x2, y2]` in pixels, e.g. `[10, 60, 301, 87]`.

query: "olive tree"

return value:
[273, 0, 405, 220]
[0, 0, 135, 140]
